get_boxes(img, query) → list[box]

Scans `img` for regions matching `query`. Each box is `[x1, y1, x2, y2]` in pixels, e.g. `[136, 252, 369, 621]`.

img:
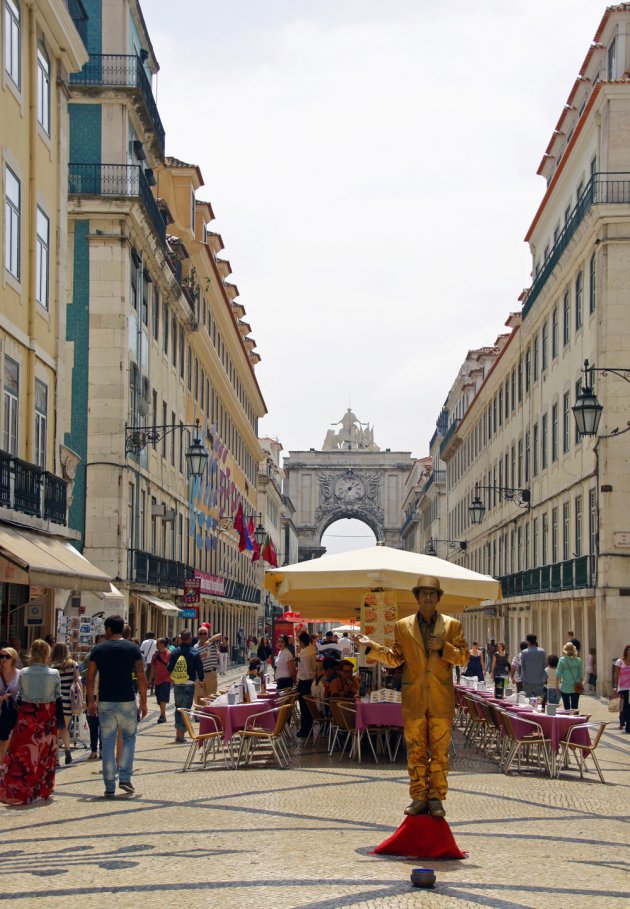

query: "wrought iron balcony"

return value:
[498, 555, 595, 598]
[70, 54, 165, 155]
[422, 469, 446, 496]
[68, 163, 166, 245]
[0, 451, 67, 525]
[439, 420, 460, 458]
[523, 172, 630, 318]
[129, 549, 193, 590]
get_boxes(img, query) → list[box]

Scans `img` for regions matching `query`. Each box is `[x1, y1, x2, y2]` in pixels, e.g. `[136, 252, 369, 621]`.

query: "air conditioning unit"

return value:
[163, 508, 176, 522]
[136, 397, 149, 417]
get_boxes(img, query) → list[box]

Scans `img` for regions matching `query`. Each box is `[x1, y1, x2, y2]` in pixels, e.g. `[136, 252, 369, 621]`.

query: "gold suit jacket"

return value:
[365, 612, 470, 721]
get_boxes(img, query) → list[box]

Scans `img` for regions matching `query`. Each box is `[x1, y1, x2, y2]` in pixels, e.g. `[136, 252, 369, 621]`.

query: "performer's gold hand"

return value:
[427, 635, 444, 651]
[353, 634, 370, 647]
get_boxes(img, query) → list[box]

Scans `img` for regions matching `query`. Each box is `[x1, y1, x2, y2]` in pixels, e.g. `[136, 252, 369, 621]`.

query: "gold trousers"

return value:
[404, 715, 452, 801]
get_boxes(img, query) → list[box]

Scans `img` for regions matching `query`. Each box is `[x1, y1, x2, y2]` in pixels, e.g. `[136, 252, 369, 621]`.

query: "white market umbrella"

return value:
[264, 545, 500, 621]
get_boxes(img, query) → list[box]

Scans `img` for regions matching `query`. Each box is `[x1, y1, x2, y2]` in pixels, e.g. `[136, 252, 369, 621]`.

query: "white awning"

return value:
[138, 594, 181, 616]
[0, 525, 111, 592]
[79, 583, 125, 618]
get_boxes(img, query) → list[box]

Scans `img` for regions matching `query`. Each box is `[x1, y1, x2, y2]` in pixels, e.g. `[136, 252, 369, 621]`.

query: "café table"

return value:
[201, 701, 276, 745]
[498, 706, 590, 776]
[355, 700, 405, 761]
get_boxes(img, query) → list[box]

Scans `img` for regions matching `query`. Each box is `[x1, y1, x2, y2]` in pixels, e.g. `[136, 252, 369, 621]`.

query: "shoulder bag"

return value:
[565, 659, 584, 695]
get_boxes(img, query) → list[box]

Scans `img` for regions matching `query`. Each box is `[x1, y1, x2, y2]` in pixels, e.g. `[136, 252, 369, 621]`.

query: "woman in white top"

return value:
[274, 635, 296, 691]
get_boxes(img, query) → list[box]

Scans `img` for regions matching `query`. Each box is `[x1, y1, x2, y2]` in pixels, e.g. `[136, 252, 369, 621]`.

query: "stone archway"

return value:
[283, 411, 414, 560]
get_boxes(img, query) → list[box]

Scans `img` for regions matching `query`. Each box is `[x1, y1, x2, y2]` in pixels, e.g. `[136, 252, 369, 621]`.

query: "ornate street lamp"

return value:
[570, 358, 630, 437]
[125, 418, 209, 478]
[184, 434, 208, 478]
[426, 538, 467, 554]
[468, 483, 530, 525]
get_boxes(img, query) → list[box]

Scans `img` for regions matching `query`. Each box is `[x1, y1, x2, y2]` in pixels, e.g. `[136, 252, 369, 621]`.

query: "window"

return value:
[191, 191, 195, 233]
[151, 389, 157, 449]
[562, 502, 570, 560]
[541, 321, 548, 372]
[562, 391, 570, 453]
[525, 523, 530, 569]
[551, 507, 558, 562]
[151, 288, 159, 340]
[129, 362, 138, 420]
[4, 0, 20, 87]
[517, 439, 523, 486]
[518, 358, 523, 403]
[504, 379, 509, 419]
[498, 389, 503, 426]
[589, 253, 596, 313]
[36, 46, 50, 133]
[511, 369, 516, 412]
[575, 495, 582, 557]
[4, 165, 20, 279]
[162, 302, 169, 354]
[563, 290, 570, 345]
[161, 401, 167, 458]
[179, 330, 184, 380]
[3, 355, 18, 454]
[35, 206, 49, 308]
[524, 431, 530, 483]
[551, 306, 558, 358]
[170, 411, 175, 466]
[187, 345, 192, 390]
[541, 413, 548, 470]
[171, 317, 177, 367]
[533, 422, 539, 476]
[608, 35, 617, 80]
[541, 512, 548, 565]
[34, 379, 47, 468]
[194, 357, 198, 401]
[533, 517, 538, 568]
[141, 271, 149, 325]
[130, 253, 138, 310]
[551, 403, 558, 462]
[525, 347, 531, 393]
[139, 490, 145, 550]
[575, 271, 583, 330]
[533, 334, 539, 382]
[151, 496, 157, 553]
[589, 489, 597, 554]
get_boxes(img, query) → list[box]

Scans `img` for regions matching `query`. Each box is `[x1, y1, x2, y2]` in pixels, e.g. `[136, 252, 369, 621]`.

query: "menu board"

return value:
[360, 590, 398, 648]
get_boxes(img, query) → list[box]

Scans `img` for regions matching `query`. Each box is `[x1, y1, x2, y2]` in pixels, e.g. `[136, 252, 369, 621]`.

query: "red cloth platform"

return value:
[371, 815, 467, 859]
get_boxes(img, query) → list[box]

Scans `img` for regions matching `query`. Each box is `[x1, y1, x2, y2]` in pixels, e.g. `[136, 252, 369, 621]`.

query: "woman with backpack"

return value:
[50, 643, 82, 765]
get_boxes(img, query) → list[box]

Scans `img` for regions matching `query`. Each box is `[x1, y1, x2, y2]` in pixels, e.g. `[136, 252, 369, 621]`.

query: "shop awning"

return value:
[138, 594, 181, 615]
[0, 525, 111, 592]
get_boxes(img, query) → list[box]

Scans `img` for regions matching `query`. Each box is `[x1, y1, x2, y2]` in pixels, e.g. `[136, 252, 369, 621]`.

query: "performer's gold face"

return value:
[415, 588, 439, 621]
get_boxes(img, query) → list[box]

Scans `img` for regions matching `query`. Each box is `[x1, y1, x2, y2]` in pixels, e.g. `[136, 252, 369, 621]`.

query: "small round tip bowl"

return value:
[410, 868, 436, 888]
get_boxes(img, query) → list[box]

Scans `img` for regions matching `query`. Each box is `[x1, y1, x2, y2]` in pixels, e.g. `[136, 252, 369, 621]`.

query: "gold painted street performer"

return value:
[354, 576, 469, 819]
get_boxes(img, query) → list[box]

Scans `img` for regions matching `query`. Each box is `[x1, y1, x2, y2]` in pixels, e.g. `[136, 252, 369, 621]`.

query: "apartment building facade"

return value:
[0, 0, 114, 644]
[442, 5, 630, 691]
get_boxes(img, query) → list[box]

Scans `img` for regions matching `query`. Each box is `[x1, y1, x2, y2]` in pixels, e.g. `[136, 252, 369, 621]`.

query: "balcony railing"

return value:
[498, 555, 595, 598]
[129, 549, 193, 589]
[439, 419, 460, 457]
[68, 163, 166, 245]
[0, 451, 67, 525]
[523, 172, 630, 318]
[422, 468, 446, 496]
[70, 54, 165, 154]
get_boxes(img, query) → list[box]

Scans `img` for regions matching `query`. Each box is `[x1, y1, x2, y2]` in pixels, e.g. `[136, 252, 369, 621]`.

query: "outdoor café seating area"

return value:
[454, 678, 608, 782]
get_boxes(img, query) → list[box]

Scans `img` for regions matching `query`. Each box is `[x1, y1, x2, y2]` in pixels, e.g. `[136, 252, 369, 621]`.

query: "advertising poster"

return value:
[361, 590, 398, 649]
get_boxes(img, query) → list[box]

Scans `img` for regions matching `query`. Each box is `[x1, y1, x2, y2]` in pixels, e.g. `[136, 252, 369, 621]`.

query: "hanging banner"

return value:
[184, 578, 201, 604]
[361, 590, 398, 649]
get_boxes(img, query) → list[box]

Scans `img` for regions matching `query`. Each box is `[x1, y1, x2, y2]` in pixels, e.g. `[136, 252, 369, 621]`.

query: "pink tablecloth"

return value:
[504, 710, 590, 753]
[201, 702, 276, 742]
[355, 700, 404, 732]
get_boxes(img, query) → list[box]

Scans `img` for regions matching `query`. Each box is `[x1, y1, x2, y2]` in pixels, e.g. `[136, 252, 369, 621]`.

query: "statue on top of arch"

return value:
[322, 408, 380, 452]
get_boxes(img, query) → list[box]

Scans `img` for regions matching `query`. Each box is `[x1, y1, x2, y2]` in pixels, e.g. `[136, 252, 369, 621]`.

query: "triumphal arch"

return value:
[283, 410, 414, 560]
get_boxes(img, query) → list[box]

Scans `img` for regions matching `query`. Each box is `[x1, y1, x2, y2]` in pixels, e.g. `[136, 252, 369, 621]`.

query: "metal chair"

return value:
[501, 711, 552, 776]
[303, 695, 332, 746]
[236, 703, 293, 769]
[178, 709, 233, 771]
[329, 700, 379, 764]
[557, 721, 608, 783]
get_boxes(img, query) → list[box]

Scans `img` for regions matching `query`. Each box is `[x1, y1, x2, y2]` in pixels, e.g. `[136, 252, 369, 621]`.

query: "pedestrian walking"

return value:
[140, 632, 158, 693]
[355, 575, 469, 819]
[613, 645, 630, 733]
[520, 635, 547, 698]
[167, 631, 204, 744]
[0, 646, 20, 763]
[86, 615, 147, 798]
[50, 643, 81, 765]
[193, 626, 221, 700]
[485, 638, 497, 674]
[257, 635, 272, 674]
[490, 643, 510, 681]
[296, 631, 317, 737]
[462, 642, 485, 682]
[218, 636, 229, 674]
[0, 639, 60, 805]
[556, 642, 584, 711]
[149, 638, 172, 723]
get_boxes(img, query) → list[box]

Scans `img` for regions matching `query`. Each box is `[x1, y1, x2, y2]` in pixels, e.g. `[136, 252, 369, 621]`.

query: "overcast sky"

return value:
[148, 0, 602, 464]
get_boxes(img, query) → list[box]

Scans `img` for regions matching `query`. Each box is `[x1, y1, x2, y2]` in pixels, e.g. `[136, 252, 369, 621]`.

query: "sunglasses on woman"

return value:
[0, 654, 11, 660]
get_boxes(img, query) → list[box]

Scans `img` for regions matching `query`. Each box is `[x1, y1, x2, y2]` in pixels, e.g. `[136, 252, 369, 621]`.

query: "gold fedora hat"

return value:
[412, 575, 444, 598]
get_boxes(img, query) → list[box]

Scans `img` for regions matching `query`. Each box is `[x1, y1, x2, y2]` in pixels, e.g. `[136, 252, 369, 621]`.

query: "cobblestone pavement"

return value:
[2, 687, 628, 909]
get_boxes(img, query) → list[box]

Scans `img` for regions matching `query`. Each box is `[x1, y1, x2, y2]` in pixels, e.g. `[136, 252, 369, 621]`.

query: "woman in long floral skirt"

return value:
[0, 639, 61, 805]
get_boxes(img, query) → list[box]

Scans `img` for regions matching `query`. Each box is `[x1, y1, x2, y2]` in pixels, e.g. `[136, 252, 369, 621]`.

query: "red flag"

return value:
[248, 517, 261, 562]
[262, 534, 278, 567]
[233, 502, 247, 553]
[269, 538, 279, 568]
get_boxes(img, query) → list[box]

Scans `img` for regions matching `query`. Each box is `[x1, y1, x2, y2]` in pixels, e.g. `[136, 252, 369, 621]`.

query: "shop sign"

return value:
[194, 570, 225, 597]
[27, 603, 44, 625]
[184, 578, 201, 604]
[179, 608, 199, 619]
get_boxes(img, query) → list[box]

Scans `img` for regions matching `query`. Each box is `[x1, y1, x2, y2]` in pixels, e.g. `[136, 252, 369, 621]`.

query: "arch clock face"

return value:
[335, 476, 364, 503]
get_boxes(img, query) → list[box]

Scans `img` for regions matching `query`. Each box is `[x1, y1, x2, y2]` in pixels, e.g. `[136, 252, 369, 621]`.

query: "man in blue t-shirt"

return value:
[87, 615, 147, 798]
